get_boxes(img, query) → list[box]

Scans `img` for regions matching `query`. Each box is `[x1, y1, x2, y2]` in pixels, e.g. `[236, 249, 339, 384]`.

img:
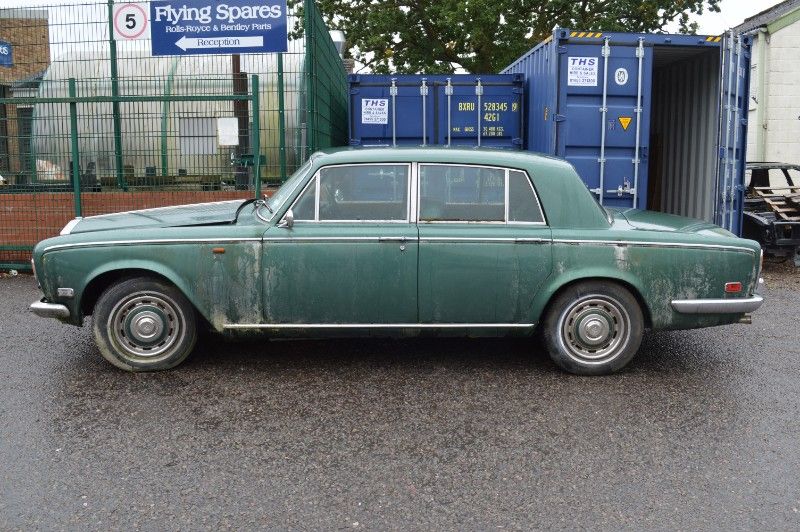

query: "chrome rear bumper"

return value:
[29, 299, 70, 319]
[671, 294, 764, 314]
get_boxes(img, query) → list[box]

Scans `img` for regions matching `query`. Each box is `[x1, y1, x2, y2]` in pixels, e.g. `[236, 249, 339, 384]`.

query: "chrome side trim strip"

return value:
[420, 237, 549, 244]
[552, 239, 757, 254]
[60, 217, 83, 235]
[671, 295, 764, 314]
[43, 238, 262, 252]
[264, 236, 417, 243]
[29, 299, 70, 319]
[224, 322, 535, 330]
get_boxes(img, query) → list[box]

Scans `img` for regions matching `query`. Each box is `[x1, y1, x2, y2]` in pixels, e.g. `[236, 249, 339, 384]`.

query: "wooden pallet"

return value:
[754, 188, 800, 221]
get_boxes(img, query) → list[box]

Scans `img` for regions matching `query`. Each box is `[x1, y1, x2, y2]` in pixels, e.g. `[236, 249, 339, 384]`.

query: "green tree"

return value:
[310, 0, 720, 73]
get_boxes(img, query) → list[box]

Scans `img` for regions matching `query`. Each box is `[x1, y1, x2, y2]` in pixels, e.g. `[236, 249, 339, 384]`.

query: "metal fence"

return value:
[0, 0, 348, 270]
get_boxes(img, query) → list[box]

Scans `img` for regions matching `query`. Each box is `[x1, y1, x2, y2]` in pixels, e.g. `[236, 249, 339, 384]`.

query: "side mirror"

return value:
[279, 208, 294, 228]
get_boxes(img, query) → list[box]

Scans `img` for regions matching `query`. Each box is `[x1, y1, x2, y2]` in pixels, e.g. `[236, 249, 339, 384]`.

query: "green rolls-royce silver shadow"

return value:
[30, 148, 764, 375]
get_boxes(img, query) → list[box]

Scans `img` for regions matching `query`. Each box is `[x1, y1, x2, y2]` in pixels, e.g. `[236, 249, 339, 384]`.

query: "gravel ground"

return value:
[1, 273, 799, 530]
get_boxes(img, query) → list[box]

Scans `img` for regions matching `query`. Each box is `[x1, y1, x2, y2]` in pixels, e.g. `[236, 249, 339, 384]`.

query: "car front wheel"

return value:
[541, 281, 644, 376]
[92, 277, 197, 372]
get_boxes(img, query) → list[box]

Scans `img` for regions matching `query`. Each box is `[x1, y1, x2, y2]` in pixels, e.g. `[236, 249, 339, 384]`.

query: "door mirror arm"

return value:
[278, 209, 294, 228]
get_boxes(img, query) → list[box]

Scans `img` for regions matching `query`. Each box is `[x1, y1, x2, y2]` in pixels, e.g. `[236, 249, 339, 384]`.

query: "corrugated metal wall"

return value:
[650, 49, 720, 222]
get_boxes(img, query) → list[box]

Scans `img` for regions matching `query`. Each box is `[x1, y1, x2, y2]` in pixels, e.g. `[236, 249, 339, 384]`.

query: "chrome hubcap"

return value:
[108, 292, 185, 359]
[559, 295, 630, 364]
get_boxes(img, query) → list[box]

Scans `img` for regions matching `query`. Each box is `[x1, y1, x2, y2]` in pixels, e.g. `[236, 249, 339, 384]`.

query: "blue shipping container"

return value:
[348, 74, 524, 149]
[502, 29, 750, 235]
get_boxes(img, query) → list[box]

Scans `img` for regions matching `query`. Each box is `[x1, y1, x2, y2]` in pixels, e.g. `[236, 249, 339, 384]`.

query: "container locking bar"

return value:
[632, 38, 644, 209]
[420, 78, 428, 146]
[476, 78, 484, 147]
[607, 179, 636, 197]
[729, 35, 742, 231]
[390, 78, 398, 147]
[445, 78, 453, 147]
[594, 38, 611, 204]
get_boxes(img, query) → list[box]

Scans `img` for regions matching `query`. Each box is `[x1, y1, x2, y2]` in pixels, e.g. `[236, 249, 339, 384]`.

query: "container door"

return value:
[349, 79, 435, 147]
[435, 78, 523, 149]
[555, 37, 653, 209]
[715, 32, 750, 234]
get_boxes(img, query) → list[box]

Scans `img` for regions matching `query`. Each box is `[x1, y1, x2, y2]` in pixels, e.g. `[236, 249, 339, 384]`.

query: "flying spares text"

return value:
[153, 3, 283, 32]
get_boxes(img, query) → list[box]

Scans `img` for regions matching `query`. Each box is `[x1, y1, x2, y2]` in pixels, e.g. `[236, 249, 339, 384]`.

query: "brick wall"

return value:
[0, 191, 257, 264]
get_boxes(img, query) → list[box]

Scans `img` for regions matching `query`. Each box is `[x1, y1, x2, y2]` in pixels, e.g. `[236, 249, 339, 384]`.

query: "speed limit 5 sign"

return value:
[113, 3, 150, 40]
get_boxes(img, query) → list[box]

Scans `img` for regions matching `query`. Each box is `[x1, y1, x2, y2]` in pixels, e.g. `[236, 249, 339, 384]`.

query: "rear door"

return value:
[416, 164, 552, 325]
[716, 32, 750, 234]
[556, 36, 653, 209]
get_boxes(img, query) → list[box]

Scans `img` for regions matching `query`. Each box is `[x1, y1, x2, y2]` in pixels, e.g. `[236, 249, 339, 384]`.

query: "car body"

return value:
[743, 162, 800, 265]
[30, 148, 764, 375]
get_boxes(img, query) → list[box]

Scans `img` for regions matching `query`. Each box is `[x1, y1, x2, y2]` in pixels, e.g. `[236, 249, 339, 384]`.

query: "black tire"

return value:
[92, 276, 197, 372]
[541, 281, 644, 376]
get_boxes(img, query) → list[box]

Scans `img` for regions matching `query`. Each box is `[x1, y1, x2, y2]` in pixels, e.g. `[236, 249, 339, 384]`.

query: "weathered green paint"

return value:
[32, 148, 762, 337]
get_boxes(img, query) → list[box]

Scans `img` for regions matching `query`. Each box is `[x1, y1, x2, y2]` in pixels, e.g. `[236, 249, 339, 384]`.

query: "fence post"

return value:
[68, 78, 82, 217]
[252, 75, 261, 199]
[277, 53, 287, 182]
[106, 0, 127, 191]
[304, 0, 315, 154]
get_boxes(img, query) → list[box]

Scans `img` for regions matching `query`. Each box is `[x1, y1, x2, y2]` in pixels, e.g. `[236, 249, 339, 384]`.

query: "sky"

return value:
[671, 0, 786, 33]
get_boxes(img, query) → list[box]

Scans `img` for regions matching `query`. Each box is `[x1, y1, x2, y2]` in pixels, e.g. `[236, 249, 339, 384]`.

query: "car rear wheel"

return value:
[92, 277, 197, 372]
[541, 281, 643, 375]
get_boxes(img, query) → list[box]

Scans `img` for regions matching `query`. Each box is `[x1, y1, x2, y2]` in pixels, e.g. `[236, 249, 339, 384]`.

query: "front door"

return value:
[262, 163, 418, 324]
[416, 163, 552, 325]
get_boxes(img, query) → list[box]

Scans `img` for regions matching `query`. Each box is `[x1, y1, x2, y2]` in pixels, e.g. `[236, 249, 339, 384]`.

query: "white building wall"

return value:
[764, 20, 800, 163]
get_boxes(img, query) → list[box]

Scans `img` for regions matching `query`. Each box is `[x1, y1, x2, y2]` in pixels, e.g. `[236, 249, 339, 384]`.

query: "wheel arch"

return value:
[79, 263, 209, 328]
[534, 272, 653, 329]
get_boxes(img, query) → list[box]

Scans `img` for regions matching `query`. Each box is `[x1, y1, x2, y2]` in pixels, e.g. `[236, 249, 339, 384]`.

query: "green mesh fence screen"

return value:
[0, 0, 348, 270]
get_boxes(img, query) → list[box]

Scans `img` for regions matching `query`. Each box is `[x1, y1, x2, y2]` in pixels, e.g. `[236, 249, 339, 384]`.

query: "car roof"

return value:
[310, 146, 573, 170]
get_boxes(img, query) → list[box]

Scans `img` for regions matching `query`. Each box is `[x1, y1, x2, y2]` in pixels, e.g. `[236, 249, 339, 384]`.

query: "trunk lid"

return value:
[611, 208, 735, 237]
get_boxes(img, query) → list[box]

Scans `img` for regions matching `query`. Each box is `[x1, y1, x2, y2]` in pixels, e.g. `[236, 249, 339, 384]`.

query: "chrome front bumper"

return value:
[29, 299, 70, 319]
[671, 278, 765, 315]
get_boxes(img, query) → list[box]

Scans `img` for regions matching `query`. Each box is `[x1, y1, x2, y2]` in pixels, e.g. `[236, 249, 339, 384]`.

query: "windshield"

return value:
[264, 159, 314, 218]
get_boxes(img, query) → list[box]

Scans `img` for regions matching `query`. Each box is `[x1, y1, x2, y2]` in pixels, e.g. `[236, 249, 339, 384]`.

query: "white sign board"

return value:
[361, 98, 389, 124]
[113, 3, 150, 40]
[567, 56, 598, 87]
[217, 117, 240, 146]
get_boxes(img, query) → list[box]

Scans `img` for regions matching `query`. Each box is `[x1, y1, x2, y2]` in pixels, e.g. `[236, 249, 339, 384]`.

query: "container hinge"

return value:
[719, 147, 727, 159]
[597, 157, 606, 163]
[557, 46, 568, 54]
[512, 87, 524, 94]
[554, 114, 567, 122]
[349, 139, 362, 146]
[512, 137, 523, 146]
[419, 79, 428, 96]
[599, 106, 608, 113]
[349, 88, 360, 94]
[635, 45, 644, 58]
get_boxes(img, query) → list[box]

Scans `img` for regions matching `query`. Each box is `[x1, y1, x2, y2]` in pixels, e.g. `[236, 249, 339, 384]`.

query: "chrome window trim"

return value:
[416, 163, 548, 225]
[296, 162, 413, 224]
[43, 238, 262, 253]
[224, 322, 535, 330]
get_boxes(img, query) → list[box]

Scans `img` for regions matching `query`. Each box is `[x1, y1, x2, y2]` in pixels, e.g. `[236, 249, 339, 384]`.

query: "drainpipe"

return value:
[755, 28, 769, 161]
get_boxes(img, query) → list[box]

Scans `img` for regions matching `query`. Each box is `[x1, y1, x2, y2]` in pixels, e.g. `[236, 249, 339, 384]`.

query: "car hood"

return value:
[610, 208, 735, 237]
[65, 200, 249, 234]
